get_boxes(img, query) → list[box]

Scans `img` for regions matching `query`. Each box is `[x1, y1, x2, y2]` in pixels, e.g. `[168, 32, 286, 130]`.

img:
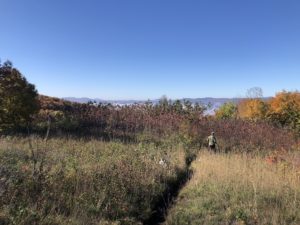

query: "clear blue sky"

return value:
[1, 0, 300, 100]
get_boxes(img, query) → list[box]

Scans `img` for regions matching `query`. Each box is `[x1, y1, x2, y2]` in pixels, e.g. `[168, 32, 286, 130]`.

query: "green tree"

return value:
[0, 60, 39, 131]
[183, 99, 193, 112]
[158, 95, 170, 112]
[172, 99, 183, 113]
[215, 102, 237, 119]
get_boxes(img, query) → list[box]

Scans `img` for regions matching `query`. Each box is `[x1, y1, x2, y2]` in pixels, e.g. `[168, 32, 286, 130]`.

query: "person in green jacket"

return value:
[207, 132, 217, 152]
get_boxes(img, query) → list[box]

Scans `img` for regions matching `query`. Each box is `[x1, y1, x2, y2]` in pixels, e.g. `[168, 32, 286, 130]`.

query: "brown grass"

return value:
[0, 136, 187, 225]
[166, 150, 300, 225]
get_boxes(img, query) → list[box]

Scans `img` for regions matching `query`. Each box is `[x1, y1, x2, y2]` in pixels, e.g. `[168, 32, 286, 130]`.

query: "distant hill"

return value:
[63, 97, 242, 105]
[63, 97, 270, 114]
[63, 97, 147, 105]
[64, 97, 246, 104]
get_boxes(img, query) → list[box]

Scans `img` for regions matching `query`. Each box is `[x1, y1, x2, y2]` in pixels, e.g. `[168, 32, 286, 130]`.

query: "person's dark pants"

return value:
[209, 144, 216, 153]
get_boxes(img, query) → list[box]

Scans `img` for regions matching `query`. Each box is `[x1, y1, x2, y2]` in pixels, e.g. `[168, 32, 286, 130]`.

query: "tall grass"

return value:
[1, 97, 298, 225]
[166, 150, 300, 225]
[0, 136, 188, 225]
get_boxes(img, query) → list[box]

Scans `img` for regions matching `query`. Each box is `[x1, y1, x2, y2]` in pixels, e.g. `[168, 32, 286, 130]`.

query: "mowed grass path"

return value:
[166, 150, 300, 225]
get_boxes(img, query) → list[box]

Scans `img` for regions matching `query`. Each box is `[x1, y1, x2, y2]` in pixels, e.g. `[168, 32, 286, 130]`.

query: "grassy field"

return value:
[166, 150, 300, 225]
[0, 136, 195, 225]
[0, 118, 298, 225]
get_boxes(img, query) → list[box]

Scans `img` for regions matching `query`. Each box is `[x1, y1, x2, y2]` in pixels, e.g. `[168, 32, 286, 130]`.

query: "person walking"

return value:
[207, 132, 217, 152]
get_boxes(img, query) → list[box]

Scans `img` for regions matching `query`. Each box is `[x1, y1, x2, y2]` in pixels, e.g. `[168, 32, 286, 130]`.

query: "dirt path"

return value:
[143, 151, 197, 225]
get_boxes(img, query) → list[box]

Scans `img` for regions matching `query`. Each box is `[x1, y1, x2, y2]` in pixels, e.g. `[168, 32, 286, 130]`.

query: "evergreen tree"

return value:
[0, 60, 39, 131]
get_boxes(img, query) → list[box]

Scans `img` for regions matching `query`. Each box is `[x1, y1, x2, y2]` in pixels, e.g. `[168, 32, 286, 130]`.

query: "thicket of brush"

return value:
[33, 95, 297, 152]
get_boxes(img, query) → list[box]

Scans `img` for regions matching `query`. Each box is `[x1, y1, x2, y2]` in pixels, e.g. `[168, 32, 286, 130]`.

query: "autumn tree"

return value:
[267, 91, 300, 132]
[0, 60, 39, 131]
[237, 99, 268, 121]
[237, 87, 268, 121]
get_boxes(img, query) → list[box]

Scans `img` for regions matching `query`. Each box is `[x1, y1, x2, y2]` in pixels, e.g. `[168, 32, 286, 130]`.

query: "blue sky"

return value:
[1, 0, 300, 100]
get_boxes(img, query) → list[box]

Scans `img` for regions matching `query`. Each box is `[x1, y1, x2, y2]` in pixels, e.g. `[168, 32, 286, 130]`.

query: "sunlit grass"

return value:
[166, 150, 300, 225]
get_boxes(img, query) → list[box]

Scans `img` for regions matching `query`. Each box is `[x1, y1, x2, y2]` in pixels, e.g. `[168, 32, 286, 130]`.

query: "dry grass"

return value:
[166, 150, 300, 225]
[0, 136, 187, 225]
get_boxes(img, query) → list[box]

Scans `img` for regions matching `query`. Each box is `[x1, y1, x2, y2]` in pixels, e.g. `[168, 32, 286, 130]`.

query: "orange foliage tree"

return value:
[267, 91, 300, 132]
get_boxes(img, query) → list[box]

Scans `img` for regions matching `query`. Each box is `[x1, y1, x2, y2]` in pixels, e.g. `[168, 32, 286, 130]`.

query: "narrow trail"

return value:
[143, 151, 198, 225]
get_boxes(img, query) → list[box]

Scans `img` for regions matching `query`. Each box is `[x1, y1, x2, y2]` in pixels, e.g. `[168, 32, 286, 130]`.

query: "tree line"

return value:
[1, 61, 299, 138]
[215, 87, 300, 134]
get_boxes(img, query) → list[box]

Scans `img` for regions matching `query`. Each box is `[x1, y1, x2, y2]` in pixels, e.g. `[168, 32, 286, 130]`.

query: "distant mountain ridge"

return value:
[63, 97, 244, 105]
[63, 97, 268, 105]
[63, 97, 148, 105]
[63, 97, 270, 114]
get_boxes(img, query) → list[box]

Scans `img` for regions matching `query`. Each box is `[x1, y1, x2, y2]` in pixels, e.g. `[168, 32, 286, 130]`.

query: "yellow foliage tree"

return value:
[237, 99, 268, 121]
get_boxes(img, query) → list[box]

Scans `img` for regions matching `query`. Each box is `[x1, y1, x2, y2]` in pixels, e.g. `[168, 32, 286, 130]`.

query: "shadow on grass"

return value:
[143, 157, 195, 225]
